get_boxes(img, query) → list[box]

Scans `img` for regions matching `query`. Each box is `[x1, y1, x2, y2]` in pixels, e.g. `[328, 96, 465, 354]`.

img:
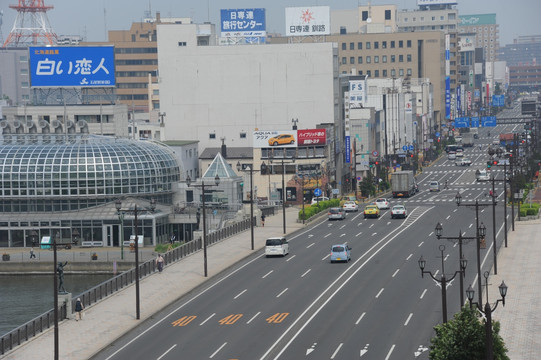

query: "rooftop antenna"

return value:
[0, 10, 4, 45]
[103, 7, 107, 41]
[3, 0, 57, 47]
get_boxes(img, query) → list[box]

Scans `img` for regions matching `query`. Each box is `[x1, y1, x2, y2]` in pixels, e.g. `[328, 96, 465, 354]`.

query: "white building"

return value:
[157, 24, 339, 151]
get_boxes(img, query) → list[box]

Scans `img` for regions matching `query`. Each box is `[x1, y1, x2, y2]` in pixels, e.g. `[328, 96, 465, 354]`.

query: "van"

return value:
[265, 237, 289, 257]
[429, 181, 440, 192]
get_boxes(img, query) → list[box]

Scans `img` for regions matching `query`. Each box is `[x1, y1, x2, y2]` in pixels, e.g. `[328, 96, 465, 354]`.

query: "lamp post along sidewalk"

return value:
[237, 162, 260, 250]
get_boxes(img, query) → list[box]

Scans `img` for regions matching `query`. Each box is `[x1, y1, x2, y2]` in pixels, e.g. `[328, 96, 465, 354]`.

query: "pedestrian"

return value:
[444, 180, 448, 190]
[170, 233, 176, 244]
[156, 254, 164, 272]
[261, 214, 266, 227]
[30, 247, 36, 259]
[74, 297, 84, 321]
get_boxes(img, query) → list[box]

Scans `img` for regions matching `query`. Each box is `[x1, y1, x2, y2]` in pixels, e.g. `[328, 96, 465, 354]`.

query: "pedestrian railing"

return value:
[0, 213, 267, 355]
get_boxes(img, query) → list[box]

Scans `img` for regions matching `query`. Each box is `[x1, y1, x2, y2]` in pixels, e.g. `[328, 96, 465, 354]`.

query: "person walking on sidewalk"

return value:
[156, 254, 165, 272]
[74, 298, 84, 321]
[30, 247, 36, 259]
[261, 214, 266, 227]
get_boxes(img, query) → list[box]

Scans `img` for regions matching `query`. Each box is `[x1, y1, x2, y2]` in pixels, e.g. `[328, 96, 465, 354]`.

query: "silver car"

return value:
[328, 207, 346, 220]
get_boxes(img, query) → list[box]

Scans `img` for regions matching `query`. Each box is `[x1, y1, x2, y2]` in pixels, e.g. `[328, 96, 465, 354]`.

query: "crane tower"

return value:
[3, 0, 57, 47]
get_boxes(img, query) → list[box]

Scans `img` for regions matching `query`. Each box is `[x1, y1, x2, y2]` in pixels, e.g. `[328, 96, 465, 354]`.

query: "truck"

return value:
[462, 133, 474, 147]
[391, 170, 416, 198]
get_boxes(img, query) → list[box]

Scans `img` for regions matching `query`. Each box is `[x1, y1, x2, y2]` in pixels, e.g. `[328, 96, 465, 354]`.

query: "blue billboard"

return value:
[481, 116, 497, 127]
[220, 9, 266, 37]
[345, 136, 351, 163]
[29, 46, 115, 87]
[492, 94, 505, 107]
[445, 77, 451, 120]
[454, 117, 469, 128]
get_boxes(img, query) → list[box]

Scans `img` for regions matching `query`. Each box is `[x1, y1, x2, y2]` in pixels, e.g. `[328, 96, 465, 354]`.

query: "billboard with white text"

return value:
[29, 46, 115, 88]
[220, 8, 266, 38]
[285, 6, 330, 36]
[253, 129, 326, 148]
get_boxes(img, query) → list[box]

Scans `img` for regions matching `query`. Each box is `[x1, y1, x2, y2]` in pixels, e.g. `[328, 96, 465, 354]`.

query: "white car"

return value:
[456, 149, 464, 157]
[375, 198, 390, 210]
[448, 151, 456, 160]
[342, 201, 359, 212]
[456, 158, 472, 166]
[390, 205, 407, 219]
[311, 196, 329, 205]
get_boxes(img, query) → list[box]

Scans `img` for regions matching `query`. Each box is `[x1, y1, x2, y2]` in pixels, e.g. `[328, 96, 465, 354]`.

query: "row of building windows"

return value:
[347, 68, 413, 78]
[116, 71, 157, 77]
[116, 59, 158, 66]
[117, 94, 148, 100]
[115, 48, 157, 54]
[401, 25, 455, 31]
[341, 54, 412, 65]
[341, 40, 412, 51]
[117, 83, 148, 89]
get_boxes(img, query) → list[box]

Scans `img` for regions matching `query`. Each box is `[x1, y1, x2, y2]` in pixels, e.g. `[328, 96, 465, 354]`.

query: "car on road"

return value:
[268, 134, 295, 146]
[265, 237, 289, 257]
[497, 159, 510, 166]
[429, 181, 440, 192]
[311, 196, 329, 205]
[476, 169, 491, 181]
[448, 151, 456, 160]
[456, 157, 472, 166]
[342, 201, 359, 212]
[364, 205, 380, 218]
[390, 205, 407, 219]
[330, 244, 351, 263]
[456, 149, 464, 157]
[328, 207, 346, 220]
[375, 198, 390, 209]
[339, 195, 359, 207]
[492, 139, 500, 146]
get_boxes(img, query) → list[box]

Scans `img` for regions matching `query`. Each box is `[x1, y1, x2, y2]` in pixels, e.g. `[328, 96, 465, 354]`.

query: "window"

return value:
[374, 41, 379, 49]
[399, 55, 404, 62]
[358, 56, 363, 64]
[366, 42, 371, 49]
[366, 70, 371, 77]
[362, 11, 369, 21]
[383, 69, 388, 77]
[391, 69, 396, 77]
[432, 16, 435, 21]
[240, 132, 247, 139]
[391, 41, 395, 48]
[407, 40, 412, 48]
[178, 42, 187, 46]
[382, 41, 387, 49]
[342, 57, 347, 64]
[449, 13, 456, 20]
[399, 40, 403, 48]
[209, 133, 216, 139]
[407, 68, 412, 76]
[399, 69, 404, 76]
[366, 56, 371, 64]
[374, 56, 379, 63]
[407, 54, 412, 62]
[358, 70, 363, 75]
[19, 55, 28, 61]
[391, 55, 396, 63]
[375, 70, 379, 77]
[350, 57, 355, 64]
[350, 42, 354, 50]
[382, 55, 387, 63]
[385, 9, 391, 20]
[342, 43, 346, 50]
[357, 42, 363, 50]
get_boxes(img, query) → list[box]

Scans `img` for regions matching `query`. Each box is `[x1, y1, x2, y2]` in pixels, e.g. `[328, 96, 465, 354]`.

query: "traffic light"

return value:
[493, 160, 498, 166]
[375, 161, 379, 165]
[487, 161, 493, 168]
[410, 153, 414, 158]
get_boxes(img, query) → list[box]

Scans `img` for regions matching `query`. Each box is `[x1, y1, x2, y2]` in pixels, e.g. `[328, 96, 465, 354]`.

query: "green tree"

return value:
[429, 306, 509, 360]
[359, 172, 376, 197]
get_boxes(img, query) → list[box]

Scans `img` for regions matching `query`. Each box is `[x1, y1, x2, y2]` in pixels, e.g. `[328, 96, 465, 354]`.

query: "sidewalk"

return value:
[3, 206, 306, 360]
[4, 200, 541, 359]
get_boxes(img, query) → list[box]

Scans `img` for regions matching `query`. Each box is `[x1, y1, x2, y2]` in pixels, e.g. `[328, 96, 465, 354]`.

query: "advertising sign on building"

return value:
[345, 136, 351, 163]
[445, 77, 451, 120]
[297, 129, 327, 146]
[220, 8, 266, 38]
[348, 79, 366, 109]
[29, 46, 115, 87]
[458, 35, 475, 52]
[253, 130, 297, 148]
[285, 6, 330, 36]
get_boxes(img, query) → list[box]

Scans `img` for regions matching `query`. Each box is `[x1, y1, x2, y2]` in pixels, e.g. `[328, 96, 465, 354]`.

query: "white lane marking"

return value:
[355, 312, 366, 325]
[340, 224, 346, 229]
[276, 288, 288, 298]
[420, 289, 427, 299]
[322, 254, 330, 260]
[385, 344, 396, 360]
[428, 231, 434, 237]
[375, 288, 384, 298]
[324, 233, 331, 238]
[199, 313, 215, 326]
[372, 233, 377, 236]
[357, 222, 363, 226]
[286, 255, 296, 262]
[356, 232, 363, 237]
[246, 312, 261, 324]
[157, 344, 177, 360]
[446, 215, 451, 220]
[330, 343, 344, 359]
[369, 224, 375, 228]
[387, 221, 391, 225]
[444, 254, 449, 261]
[209, 342, 227, 359]
[406, 253, 413, 260]
[308, 234, 314, 238]
[453, 208, 458, 212]
[392, 269, 400, 277]
[262, 270, 273, 278]
[301, 269, 311, 278]
[418, 241, 424, 247]
[340, 233, 346, 237]
[263, 206, 435, 360]
[469, 223, 473, 229]
[404, 313, 413, 326]
[234, 289, 247, 299]
[306, 243, 315, 248]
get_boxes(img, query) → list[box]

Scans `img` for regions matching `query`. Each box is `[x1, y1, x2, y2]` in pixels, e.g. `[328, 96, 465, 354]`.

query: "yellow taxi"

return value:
[339, 195, 359, 207]
[363, 204, 380, 219]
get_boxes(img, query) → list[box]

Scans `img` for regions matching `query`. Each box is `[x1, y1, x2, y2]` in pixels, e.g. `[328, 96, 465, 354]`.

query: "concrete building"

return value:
[498, 35, 541, 67]
[331, 4, 398, 35]
[0, 48, 31, 106]
[459, 14, 499, 62]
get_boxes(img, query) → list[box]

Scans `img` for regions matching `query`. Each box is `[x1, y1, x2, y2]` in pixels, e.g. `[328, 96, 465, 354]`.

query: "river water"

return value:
[0, 274, 112, 336]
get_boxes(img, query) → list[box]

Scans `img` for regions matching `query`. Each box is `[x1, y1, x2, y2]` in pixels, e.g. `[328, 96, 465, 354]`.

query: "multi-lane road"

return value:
[94, 124, 522, 360]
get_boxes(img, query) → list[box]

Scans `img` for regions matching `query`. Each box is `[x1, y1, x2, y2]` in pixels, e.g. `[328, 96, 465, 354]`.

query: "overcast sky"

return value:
[1, 0, 539, 46]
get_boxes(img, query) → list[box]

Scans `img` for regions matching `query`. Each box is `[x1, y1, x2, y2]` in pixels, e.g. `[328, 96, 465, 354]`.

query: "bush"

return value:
[154, 242, 182, 253]
[299, 199, 340, 221]
[526, 208, 538, 216]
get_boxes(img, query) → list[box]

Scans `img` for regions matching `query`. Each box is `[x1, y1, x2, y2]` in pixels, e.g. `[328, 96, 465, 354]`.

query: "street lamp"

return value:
[455, 191, 488, 308]
[435, 223, 476, 306]
[236, 161, 260, 250]
[269, 157, 295, 234]
[466, 272, 508, 360]
[494, 146, 509, 248]
[185, 174, 220, 277]
[115, 206, 126, 260]
[115, 198, 156, 319]
[418, 245, 467, 323]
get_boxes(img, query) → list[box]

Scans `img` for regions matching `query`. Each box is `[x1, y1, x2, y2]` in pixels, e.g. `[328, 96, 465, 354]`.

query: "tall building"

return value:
[459, 14, 499, 62]
[498, 35, 541, 67]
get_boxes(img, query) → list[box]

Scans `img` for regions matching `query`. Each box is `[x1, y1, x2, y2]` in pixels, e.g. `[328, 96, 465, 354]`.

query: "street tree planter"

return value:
[2, 254, 10, 261]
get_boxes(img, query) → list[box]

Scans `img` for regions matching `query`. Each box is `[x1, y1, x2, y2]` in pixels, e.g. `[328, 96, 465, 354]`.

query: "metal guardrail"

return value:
[0, 215, 262, 355]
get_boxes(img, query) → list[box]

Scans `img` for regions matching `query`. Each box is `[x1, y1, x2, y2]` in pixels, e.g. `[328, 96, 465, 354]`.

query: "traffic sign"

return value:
[408, 145, 414, 151]
[372, 150, 378, 157]
[435, 132, 440, 137]
[402, 145, 408, 151]
[313, 188, 322, 197]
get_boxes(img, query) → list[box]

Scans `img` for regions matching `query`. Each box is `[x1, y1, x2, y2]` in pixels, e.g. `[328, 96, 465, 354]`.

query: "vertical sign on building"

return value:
[445, 77, 451, 120]
[456, 85, 461, 117]
[344, 93, 351, 163]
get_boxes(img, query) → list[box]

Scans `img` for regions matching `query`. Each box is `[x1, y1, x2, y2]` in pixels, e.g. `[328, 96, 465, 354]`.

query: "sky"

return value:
[1, 0, 539, 46]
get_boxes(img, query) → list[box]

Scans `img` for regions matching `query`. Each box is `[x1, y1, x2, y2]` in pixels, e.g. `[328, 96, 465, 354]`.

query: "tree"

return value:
[429, 306, 509, 360]
[359, 172, 376, 197]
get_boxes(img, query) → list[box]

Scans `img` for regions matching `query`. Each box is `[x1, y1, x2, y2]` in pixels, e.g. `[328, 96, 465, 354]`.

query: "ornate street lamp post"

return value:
[237, 161, 260, 250]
